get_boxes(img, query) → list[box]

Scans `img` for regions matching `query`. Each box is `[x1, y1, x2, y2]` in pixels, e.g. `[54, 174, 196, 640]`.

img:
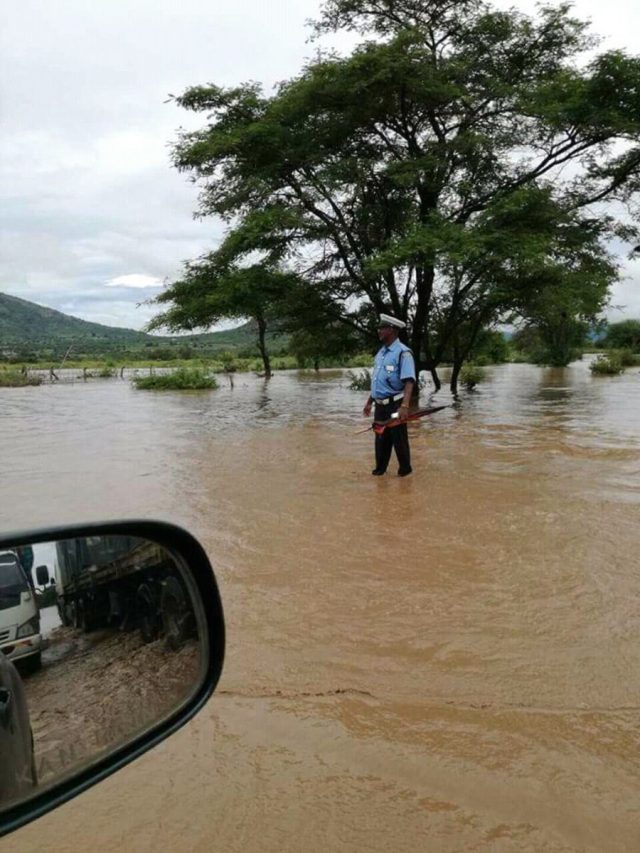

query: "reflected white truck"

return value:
[0, 551, 42, 673]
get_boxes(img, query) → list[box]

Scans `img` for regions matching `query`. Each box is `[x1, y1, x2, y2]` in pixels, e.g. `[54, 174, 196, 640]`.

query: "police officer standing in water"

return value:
[363, 314, 416, 477]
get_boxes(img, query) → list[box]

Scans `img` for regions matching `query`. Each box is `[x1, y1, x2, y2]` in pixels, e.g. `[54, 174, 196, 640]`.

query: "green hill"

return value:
[0, 292, 285, 359]
[0, 292, 148, 346]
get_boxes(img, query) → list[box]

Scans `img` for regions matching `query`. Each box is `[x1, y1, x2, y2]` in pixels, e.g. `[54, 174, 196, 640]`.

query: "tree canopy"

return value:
[152, 0, 640, 389]
[604, 318, 640, 351]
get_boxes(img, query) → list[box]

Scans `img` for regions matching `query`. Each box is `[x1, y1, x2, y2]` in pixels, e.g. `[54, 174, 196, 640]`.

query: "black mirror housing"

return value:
[35, 565, 49, 587]
[0, 519, 225, 838]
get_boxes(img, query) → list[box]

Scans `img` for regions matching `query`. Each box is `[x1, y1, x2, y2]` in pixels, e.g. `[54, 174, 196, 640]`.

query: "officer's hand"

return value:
[363, 402, 372, 417]
[398, 404, 410, 421]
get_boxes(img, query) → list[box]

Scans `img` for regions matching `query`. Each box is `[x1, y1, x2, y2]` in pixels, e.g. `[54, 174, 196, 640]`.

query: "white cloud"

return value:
[105, 274, 163, 289]
[94, 132, 168, 176]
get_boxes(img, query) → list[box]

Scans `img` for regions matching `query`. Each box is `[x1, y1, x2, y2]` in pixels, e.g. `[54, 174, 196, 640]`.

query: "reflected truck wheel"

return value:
[74, 598, 94, 633]
[137, 583, 160, 644]
[20, 652, 41, 675]
[160, 577, 190, 651]
[71, 600, 82, 631]
[57, 600, 71, 627]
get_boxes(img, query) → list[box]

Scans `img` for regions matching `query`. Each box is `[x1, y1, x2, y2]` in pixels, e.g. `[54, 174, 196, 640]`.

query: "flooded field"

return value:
[2, 359, 640, 851]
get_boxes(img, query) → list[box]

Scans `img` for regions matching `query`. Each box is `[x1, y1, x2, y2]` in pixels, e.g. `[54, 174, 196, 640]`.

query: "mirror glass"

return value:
[0, 534, 206, 811]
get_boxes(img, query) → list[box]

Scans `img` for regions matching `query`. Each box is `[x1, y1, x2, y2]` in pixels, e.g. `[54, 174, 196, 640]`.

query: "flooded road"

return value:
[2, 360, 640, 851]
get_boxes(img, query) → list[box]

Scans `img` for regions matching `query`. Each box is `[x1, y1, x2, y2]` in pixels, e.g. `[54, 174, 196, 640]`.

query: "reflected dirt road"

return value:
[2, 361, 640, 851]
[26, 627, 200, 787]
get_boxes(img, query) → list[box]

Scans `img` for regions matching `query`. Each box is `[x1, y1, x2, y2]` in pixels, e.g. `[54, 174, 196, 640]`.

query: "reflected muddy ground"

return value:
[2, 359, 640, 851]
[26, 627, 200, 787]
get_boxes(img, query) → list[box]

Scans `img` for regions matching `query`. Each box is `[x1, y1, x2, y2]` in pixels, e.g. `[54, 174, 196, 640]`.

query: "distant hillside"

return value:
[0, 292, 149, 345]
[0, 292, 285, 357]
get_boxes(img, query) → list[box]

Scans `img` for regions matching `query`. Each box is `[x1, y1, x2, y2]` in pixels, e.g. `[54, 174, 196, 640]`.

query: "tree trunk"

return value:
[450, 331, 462, 395]
[410, 265, 435, 398]
[450, 360, 462, 394]
[449, 316, 485, 393]
[256, 316, 272, 379]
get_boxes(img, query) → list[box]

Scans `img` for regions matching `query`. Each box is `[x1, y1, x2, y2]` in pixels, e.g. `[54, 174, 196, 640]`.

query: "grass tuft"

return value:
[0, 370, 43, 387]
[132, 368, 218, 390]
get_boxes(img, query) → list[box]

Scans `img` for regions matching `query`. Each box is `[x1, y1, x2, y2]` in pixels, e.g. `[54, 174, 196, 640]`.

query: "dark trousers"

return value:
[374, 399, 411, 473]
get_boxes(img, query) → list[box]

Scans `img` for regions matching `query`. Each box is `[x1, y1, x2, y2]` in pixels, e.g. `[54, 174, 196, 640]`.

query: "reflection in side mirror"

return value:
[0, 522, 224, 837]
[35, 565, 50, 587]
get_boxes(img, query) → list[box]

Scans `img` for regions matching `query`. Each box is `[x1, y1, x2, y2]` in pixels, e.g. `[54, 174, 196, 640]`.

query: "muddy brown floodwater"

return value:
[25, 627, 200, 788]
[1, 360, 640, 852]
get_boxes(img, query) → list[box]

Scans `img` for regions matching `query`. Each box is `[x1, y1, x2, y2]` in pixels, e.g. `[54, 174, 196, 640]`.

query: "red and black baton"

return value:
[354, 404, 450, 435]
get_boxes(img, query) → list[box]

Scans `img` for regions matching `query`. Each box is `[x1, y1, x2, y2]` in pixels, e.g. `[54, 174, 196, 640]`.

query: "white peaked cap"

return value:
[378, 313, 406, 329]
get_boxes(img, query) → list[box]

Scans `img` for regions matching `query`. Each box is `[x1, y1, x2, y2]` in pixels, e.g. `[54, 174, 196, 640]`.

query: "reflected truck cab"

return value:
[0, 551, 42, 673]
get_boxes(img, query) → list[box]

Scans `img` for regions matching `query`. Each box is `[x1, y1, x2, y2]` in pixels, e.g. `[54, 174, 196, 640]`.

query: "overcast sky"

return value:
[1, 0, 639, 331]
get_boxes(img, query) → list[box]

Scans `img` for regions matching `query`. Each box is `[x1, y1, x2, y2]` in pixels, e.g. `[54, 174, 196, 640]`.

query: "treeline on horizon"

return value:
[1, 319, 639, 373]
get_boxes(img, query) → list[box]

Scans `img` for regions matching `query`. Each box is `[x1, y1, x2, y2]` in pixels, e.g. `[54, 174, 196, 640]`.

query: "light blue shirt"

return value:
[371, 339, 416, 400]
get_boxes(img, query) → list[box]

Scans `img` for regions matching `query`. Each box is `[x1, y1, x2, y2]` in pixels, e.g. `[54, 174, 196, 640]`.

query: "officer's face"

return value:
[377, 324, 395, 345]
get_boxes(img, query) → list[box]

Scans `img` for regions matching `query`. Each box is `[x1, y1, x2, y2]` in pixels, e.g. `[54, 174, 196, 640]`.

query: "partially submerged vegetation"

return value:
[0, 369, 42, 387]
[588, 346, 640, 375]
[590, 355, 626, 376]
[459, 364, 486, 390]
[347, 369, 371, 391]
[611, 348, 640, 367]
[131, 367, 218, 390]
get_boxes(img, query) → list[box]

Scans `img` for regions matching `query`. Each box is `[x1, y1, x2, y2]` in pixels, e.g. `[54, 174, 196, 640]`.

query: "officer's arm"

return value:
[399, 380, 414, 414]
[399, 351, 416, 413]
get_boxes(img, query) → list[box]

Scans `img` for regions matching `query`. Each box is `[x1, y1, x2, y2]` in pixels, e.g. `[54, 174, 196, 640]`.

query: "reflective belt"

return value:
[374, 392, 404, 405]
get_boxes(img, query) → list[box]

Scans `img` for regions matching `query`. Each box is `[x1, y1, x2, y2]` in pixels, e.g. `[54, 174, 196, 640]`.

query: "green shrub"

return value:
[590, 354, 625, 375]
[0, 370, 42, 387]
[271, 356, 297, 370]
[469, 329, 510, 365]
[459, 364, 485, 389]
[218, 350, 237, 371]
[98, 366, 115, 378]
[348, 352, 374, 368]
[347, 369, 371, 391]
[603, 319, 640, 351]
[611, 348, 640, 367]
[508, 349, 531, 364]
[132, 368, 218, 390]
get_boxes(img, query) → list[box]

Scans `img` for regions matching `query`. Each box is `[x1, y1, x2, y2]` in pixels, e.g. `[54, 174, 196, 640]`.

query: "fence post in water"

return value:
[120, 366, 125, 379]
[83, 367, 88, 382]
[50, 367, 59, 382]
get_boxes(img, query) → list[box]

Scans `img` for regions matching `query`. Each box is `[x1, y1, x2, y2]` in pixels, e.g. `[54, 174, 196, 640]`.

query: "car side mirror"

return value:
[0, 520, 225, 838]
[35, 565, 49, 587]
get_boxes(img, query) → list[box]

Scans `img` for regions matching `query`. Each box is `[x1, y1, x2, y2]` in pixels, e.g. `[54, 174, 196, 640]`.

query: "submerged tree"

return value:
[153, 0, 640, 391]
[149, 259, 299, 378]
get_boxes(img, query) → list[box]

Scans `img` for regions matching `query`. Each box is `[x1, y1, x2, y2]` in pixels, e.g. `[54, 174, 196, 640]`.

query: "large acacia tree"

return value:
[153, 0, 640, 391]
